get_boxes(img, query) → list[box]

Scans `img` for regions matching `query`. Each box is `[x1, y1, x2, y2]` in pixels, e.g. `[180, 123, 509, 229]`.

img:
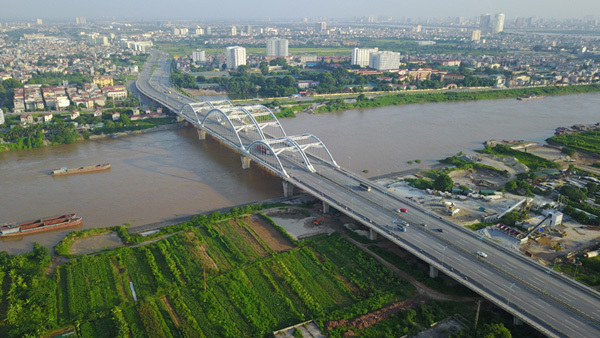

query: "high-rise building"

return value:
[36, 18, 43, 25]
[369, 51, 400, 71]
[479, 14, 491, 32]
[195, 28, 204, 36]
[192, 50, 206, 63]
[315, 22, 327, 33]
[75, 17, 86, 25]
[493, 13, 505, 33]
[471, 30, 481, 42]
[231, 26, 237, 36]
[266, 39, 289, 57]
[226, 46, 246, 69]
[351, 47, 378, 67]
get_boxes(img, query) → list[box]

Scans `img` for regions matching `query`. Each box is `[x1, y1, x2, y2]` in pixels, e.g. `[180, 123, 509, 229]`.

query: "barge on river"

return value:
[517, 95, 545, 101]
[1, 214, 82, 237]
[51, 163, 110, 176]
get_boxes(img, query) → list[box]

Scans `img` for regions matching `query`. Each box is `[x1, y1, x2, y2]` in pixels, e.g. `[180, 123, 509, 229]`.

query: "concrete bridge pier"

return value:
[282, 181, 294, 197]
[369, 228, 378, 241]
[197, 128, 206, 140]
[322, 201, 330, 213]
[429, 265, 439, 278]
[241, 156, 251, 169]
[513, 316, 523, 326]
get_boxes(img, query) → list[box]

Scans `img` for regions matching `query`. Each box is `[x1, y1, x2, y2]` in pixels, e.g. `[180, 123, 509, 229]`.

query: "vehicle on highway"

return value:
[359, 182, 371, 191]
[435, 228, 443, 233]
[400, 208, 408, 213]
[421, 223, 427, 227]
[477, 251, 488, 258]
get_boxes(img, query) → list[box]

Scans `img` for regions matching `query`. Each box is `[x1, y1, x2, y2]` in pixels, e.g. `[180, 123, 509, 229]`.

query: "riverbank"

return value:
[313, 84, 600, 113]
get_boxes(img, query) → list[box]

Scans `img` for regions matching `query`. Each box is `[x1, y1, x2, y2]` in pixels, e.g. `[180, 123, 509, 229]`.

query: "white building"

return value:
[231, 26, 237, 36]
[369, 51, 400, 71]
[226, 46, 246, 69]
[493, 13, 505, 33]
[471, 29, 482, 42]
[192, 50, 206, 63]
[0, 108, 4, 125]
[266, 38, 289, 57]
[351, 47, 378, 67]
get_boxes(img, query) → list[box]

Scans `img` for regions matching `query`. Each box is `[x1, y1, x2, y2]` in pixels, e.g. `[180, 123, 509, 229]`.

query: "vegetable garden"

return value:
[0, 214, 419, 337]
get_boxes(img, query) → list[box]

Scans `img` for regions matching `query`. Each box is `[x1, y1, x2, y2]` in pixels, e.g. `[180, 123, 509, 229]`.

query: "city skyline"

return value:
[0, 0, 599, 21]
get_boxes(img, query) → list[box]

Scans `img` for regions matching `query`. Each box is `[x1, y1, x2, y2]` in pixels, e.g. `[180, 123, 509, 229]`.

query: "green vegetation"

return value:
[155, 42, 352, 57]
[170, 68, 198, 89]
[505, 170, 556, 197]
[0, 122, 78, 151]
[0, 110, 174, 152]
[440, 155, 508, 176]
[478, 144, 560, 171]
[547, 129, 600, 156]
[465, 222, 494, 231]
[315, 84, 600, 113]
[0, 211, 422, 337]
[433, 174, 454, 191]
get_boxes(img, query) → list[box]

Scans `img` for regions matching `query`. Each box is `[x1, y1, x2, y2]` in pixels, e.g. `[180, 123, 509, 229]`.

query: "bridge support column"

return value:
[197, 129, 206, 140]
[369, 228, 378, 241]
[429, 265, 439, 278]
[322, 201, 330, 213]
[513, 316, 523, 326]
[241, 156, 251, 169]
[282, 181, 294, 197]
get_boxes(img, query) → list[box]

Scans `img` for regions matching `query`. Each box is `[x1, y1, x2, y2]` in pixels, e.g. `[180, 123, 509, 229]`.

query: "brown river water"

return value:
[2, 92, 599, 254]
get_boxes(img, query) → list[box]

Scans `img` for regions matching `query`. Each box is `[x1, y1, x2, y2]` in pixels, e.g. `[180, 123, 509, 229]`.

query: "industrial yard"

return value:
[379, 145, 600, 268]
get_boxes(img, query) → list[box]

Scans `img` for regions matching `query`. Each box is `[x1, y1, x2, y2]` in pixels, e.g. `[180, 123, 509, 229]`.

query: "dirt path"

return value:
[160, 296, 180, 327]
[336, 226, 480, 302]
[325, 296, 427, 332]
[111, 258, 128, 300]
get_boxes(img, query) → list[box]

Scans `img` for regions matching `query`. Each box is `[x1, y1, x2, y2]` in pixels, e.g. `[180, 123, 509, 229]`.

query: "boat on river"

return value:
[517, 95, 545, 101]
[51, 163, 110, 176]
[0, 214, 82, 237]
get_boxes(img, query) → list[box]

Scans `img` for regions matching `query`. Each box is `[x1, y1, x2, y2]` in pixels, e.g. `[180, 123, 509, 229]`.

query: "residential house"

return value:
[20, 114, 33, 124]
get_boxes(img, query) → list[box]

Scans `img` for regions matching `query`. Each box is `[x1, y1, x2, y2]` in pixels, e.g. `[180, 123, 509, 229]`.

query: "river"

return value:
[2, 92, 599, 254]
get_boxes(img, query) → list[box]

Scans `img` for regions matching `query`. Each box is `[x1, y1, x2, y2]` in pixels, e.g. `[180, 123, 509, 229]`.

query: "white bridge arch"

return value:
[178, 102, 338, 177]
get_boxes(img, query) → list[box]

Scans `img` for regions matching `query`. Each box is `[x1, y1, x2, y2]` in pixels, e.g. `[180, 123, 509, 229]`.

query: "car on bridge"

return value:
[477, 251, 488, 258]
[395, 208, 408, 213]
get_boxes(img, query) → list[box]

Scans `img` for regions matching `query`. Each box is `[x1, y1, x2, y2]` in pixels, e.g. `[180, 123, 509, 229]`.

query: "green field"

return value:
[547, 130, 600, 156]
[154, 41, 352, 57]
[0, 215, 422, 337]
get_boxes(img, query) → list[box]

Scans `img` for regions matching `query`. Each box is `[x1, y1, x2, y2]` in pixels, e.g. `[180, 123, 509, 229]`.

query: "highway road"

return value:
[137, 49, 600, 338]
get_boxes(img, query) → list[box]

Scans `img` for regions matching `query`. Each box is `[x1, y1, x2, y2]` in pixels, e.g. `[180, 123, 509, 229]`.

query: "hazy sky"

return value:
[1, 0, 598, 21]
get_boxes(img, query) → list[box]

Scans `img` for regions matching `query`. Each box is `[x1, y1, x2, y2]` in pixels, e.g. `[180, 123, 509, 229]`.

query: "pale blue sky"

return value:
[0, 0, 598, 21]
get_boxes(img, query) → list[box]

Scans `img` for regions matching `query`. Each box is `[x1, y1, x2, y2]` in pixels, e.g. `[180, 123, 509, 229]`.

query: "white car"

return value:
[477, 251, 488, 258]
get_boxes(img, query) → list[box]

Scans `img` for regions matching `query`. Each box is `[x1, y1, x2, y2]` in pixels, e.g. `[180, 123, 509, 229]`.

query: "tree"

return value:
[433, 174, 453, 191]
[120, 113, 131, 126]
[259, 61, 269, 75]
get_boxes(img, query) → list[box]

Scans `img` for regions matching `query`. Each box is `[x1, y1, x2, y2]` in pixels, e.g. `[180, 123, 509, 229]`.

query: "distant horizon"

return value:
[0, 0, 598, 22]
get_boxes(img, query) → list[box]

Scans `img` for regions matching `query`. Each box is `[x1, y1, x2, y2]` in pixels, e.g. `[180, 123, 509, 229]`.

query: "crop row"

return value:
[58, 255, 124, 321]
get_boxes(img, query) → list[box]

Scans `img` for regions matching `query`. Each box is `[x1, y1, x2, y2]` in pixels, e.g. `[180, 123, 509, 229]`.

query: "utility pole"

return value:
[474, 300, 481, 329]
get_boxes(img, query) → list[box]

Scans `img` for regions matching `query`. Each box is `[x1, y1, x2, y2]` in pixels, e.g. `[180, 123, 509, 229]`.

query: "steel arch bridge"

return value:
[178, 102, 339, 178]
